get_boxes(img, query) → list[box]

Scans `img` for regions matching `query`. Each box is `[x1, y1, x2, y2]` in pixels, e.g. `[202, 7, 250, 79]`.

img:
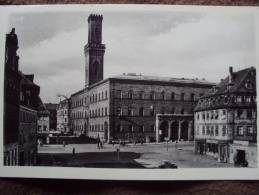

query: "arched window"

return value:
[128, 107, 133, 116]
[117, 124, 122, 132]
[161, 107, 165, 114]
[161, 91, 165, 100]
[129, 125, 133, 132]
[181, 93, 185, 101]
[150, 107, 155, 116]
[190, 93, 195, 101]
[150, 91, 155, 100]
[139, 91, 144, 99]
[150, 124, 155, 132]
[171, 92, 175, 100]
[140, 125, 144, 132]
[181, 108, 185, 115]
[139, 107, 144, 116]
[128, 90, 133, 99]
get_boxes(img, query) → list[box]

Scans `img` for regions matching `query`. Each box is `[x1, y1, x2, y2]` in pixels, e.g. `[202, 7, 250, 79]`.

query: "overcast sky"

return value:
[8, 10, 255, 103]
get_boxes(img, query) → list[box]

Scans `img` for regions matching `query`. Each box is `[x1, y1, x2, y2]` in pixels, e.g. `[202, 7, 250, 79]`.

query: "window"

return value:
[171, 92, 175, 100]
[206, 126, 210, 135]
[196, 113, 199, 120]
[102, 92, 104, 100]
[117, 107, 122, 116]
[117, 90, 122, 99]
[237, 126, 244, 136]
[161, 91, 165, 100]
[215, 126, 219, 136]
[237, 109, 243, 118]
[181, 108, 185, 115]
[214, 110, 219, 120]
[140, 125, 144, 132]
[202, 112, 205, 120]
[150, 91, 155, 100]
[247, 126, 253, 135]
[105, 91, 108, 99]
[105, 107, 108, 116]
[247, 110, 252, 119]
[161, 107, 165, 114]
[171, 108, 175, 114]
[246, 96, 251, 103]
[237, 96, 242, 103]
[181, 93, 185, 101]
[190, 93, 195, 101]
[222, 125, 227, 136]
[128, 108, 133, 116]
[129, 125, 133, 132]
[128, 90, 133, 99]
[210, 111, 214, 120]
[139, 107, 144, 116]
[196, 126, 199, 135]
[206, 112, 209, 120]
[245, 80, 253, 89]
[150, 125, 155, 132]
[150, 108, 155, 116]
[139, 91, 144, 99]
[117, 125, 122, 132]
[101, 108, 104, 116]
[202, 126, 205, 135]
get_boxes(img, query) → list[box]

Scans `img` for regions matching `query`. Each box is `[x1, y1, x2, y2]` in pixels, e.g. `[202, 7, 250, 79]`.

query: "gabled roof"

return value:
[201, 67, 256, 98]
[195, 66, 256, 111]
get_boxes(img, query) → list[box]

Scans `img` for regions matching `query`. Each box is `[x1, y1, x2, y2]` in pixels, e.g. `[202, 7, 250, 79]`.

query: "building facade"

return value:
[38, 109, 50, 132]
[194, 67, 257, 167]
[57, 98, 71, 134]
[70, 89, 89, 136]
[68, 14, 215, 143]
[4, 28, 21, 166]
[19, 73, 40, 166]
[44, 103, 58, 131]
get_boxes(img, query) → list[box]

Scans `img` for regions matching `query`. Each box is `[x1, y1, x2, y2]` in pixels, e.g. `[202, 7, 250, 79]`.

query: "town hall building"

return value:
[68, 14, 215, 143]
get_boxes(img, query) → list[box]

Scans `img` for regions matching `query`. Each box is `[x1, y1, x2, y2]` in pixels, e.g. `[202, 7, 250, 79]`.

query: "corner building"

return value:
[69, 14, 214, 142]
[194, 67, 257, 167]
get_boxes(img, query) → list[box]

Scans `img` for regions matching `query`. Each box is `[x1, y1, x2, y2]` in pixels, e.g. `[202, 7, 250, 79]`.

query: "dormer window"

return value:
[245, 80, 253, 89]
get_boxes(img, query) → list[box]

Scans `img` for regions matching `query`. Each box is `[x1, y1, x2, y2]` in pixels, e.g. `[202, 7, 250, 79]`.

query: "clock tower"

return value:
[84, 14, 105, 88]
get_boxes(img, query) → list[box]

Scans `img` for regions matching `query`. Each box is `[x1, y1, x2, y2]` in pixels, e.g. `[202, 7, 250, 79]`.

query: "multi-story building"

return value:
[44, 103, 58, 131]
[4, 28, 21, 166]
[38, 108, 50, 133]
[19, 73, 40, 166]
[194, 67, 257, 167]
[4, 28, 41, 166]
[70, 89, 89, 136]
[69, 14, 214, 143]
[57, 98, 71, 134]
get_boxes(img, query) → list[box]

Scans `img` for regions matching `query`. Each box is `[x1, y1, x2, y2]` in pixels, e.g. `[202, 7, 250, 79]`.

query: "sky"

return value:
[8, 9, 256, 103]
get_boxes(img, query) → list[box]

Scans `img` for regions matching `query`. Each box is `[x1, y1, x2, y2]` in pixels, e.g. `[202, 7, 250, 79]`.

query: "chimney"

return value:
[229, 66, 234, 83]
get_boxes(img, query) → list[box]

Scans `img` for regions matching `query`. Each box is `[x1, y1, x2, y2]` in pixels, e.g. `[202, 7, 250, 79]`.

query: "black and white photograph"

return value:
[0, 5, 259, 180]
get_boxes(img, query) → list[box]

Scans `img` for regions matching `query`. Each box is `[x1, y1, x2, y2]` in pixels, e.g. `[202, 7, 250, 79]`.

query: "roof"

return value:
[195, 66, 256, 111]
[201, 67, 256, 98]
[88, 73, 215, 89]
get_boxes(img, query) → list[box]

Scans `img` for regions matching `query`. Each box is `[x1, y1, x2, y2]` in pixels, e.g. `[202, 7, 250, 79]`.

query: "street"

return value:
[37, 142, 234, 168]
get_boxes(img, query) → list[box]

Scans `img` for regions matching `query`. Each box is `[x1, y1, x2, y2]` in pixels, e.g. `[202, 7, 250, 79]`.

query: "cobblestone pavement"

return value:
[38, 142, 234, 168]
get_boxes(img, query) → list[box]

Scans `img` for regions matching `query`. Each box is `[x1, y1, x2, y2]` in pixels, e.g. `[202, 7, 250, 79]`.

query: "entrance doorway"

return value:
[159, 121, 169, 142]
[236, 150, 246, 165]
[170, 121, 178, 141]
[180, 121, 189, 141]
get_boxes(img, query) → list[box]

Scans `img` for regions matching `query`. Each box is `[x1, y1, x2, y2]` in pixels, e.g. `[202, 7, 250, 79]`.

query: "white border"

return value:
[0, 4, 259, 180]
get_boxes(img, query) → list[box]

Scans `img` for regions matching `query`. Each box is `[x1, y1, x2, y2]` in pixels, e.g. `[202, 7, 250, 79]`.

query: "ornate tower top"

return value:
[5, 28, 19, 72]
[84, 14, 105, 88]
[87, 14, 104, 45]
